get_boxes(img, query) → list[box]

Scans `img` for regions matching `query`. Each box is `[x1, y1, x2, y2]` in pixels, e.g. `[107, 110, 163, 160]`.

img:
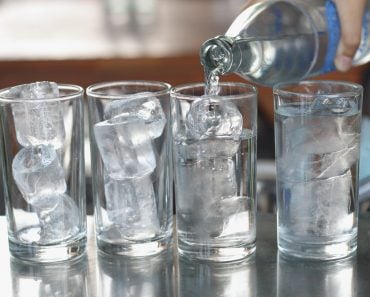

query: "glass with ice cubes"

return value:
[0, 82, 86, 262]
[87, 81, 173, 256]
[171, 82, 257, 262]
[274, 80, 363, 260]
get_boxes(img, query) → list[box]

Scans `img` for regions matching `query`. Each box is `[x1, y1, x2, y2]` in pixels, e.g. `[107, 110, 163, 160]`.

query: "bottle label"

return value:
[322, 0, 340, 73]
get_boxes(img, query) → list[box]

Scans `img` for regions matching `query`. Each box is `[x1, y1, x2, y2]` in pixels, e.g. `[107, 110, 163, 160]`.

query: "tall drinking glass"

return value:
[87, 81, 173, 257]
[274, 80, 363, 260]
[171, 82, 258, 262]
[0, 82, 86, 262]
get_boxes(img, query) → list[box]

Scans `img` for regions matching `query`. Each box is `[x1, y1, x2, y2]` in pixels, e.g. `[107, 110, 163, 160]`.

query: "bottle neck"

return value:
[200, 35, 257, 77]
[200, 35, 239, 76]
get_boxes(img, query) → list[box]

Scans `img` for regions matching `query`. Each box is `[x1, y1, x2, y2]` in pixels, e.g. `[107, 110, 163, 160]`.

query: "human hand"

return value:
[333, 0, 367, 71]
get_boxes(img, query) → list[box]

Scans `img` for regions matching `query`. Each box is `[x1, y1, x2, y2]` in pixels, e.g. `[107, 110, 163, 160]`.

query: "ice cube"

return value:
[187, 158, 237, 200]
[175, 155, 238, 239]
[312, 142, 359, 179]
[32, 193, 80, 244]
[104, 174, 160, 240]
[12, 145, 66, 202]
[310, 97, 352, 114]
[9, 82, 65, 148]
[94, 116, 156, 179]
[279, 114, 360, 181]
[104, 93, 166, 138]
[288, 170, 355, 236]
[215, 196, 253, 238]
[202, 196, 252, 239]
[8, 81, 59, 99]
[186, 96, 242, 140]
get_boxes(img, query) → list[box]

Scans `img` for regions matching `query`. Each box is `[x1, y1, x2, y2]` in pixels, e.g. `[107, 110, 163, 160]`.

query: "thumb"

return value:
[335, 43, 357, 72]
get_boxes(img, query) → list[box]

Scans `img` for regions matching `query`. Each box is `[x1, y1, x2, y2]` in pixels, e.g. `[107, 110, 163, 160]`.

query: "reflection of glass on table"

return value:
[10, 256, 88, 297]
[178, 256, 256, 297]
[97, 250, 174, 297]
[277, 252, 356, 297]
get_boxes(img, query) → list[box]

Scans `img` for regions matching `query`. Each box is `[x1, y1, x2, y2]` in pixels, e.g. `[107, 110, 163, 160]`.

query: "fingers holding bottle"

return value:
[333, 0, 367, 71]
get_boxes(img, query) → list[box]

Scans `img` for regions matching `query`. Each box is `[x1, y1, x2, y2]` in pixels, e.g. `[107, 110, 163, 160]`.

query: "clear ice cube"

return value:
[288, 170, 354, 236]
[279, 114, 360, 181]
[12, 145, 66, 202]
[9, 82, 66, 148]
[94, 116, 156, 179]
[186, 96, 242, 140]
[104, 92, 166, 138]
[8, 81, 59, 99]
[210, 196, 252, 238]
[32, 193, 80, 244]
[176, 155, 238, 239]
[310, 97, 352, 114]
[189, 158, 237, 200]
[104, 174, 160, 240]
[198, 196, 252, 239]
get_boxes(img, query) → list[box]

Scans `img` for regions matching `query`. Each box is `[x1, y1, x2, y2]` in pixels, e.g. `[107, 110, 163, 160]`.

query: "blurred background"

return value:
[0, 0, 369, 214]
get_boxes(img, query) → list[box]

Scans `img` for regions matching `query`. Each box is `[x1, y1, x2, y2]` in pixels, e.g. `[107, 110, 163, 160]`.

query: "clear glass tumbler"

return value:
[87, 81, 173, 257]
[171, 82, 258, 262]
[274, 80, 363, 260]
[0, 82, 86, 262]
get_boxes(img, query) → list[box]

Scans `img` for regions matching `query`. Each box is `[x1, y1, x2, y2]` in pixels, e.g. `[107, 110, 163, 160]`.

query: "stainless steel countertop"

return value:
[2, 214, 370, 297]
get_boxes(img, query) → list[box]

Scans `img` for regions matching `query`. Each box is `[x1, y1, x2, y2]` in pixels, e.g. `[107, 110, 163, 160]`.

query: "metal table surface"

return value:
[2, 214, 370, 297]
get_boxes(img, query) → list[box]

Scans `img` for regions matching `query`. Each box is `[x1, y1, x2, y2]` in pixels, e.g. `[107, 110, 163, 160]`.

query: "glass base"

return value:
[9, 236, 87, 263]
[97, 236, 172, 257]
[177, 240, 256, 262]
[278, 234, 357, 261]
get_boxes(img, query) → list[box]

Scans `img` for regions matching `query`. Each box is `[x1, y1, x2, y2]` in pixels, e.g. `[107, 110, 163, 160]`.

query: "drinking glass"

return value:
[0, 82, 86, 262]
[171, 82, 258, 262]
[87, 81, 173, 257]
[274, 80, 362, 260]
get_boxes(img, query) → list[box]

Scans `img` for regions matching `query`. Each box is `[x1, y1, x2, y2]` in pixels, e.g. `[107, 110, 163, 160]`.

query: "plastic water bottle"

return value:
[200, 0, 370, 87]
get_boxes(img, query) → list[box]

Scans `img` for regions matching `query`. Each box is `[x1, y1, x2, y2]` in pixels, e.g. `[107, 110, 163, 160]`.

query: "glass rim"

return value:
[0, 83, 84, 103]
[273, 80, 363, 98]
[86, 80, 171, 99]
[170, 82, 258, 100]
